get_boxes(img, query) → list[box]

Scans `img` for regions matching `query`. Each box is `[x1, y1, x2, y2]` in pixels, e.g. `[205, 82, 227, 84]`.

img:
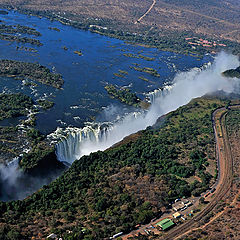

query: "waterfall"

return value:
[53, 124, 113, 165]
[0, 157, 22, 200]
[50, 111, 143, 165]
[52, 52, 240, 167]
[146, 62, 213, 104]
[2, 157, 20, 180]
[147, 85, 173, 104]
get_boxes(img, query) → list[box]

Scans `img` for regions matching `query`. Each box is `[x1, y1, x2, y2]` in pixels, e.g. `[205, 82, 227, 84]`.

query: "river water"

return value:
[0, 9, 213, 134]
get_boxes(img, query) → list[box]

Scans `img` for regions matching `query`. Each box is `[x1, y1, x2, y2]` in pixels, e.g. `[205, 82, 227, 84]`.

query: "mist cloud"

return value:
[1, 52, 239, 200]
[76, 52, 240, 157]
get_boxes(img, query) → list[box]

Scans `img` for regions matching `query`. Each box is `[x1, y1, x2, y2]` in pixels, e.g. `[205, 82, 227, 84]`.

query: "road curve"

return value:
[161, 107, 234, 240]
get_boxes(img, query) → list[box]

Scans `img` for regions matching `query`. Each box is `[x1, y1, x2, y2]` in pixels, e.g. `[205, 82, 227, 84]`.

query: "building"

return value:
[173, 212, 181, 218]
[181, 199, 192, 208]
[156, 218, 175, 231]
[110, 232, 123, 239]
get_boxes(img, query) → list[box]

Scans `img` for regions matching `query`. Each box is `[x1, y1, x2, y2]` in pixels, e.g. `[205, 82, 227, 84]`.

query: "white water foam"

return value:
[53, 52, 240, 165]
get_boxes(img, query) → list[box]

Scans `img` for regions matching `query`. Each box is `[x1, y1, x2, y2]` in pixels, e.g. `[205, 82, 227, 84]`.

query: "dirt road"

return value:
[134, 0, 156, 24]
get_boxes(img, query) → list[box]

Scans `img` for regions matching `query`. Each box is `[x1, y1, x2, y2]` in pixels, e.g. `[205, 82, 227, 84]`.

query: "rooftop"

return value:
[156, 218, 175, 230]
[173, 212, 181, 218]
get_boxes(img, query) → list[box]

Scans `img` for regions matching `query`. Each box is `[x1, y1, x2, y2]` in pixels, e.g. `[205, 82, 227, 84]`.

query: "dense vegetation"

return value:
[105, 84, 141, 107]
[0, 60, 64, 88]
[226, 108, 240, 135]
[0, 124, 62, 172]
[48, 27, 60, 32]
[19, 144, 56, 172]
[17, 128, 59, 171]
[0, 126, 22, 162]
[0, 21, 42, 46]
[0, 93, 33, 121]
[0, 97, 228, 239]
[222, 66, 240, 78]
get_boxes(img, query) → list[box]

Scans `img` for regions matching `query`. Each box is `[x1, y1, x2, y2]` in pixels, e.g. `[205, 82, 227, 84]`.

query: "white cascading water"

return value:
[147, 85, 173, 104]
[50, 112, 142, 164]
[147, 62, 212, 104]
[54, 124, 114, 165]
[52, 52, 240, 165]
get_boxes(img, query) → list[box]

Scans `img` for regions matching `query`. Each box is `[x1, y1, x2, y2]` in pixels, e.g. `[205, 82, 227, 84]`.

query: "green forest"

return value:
[0, 23, 41, 36]
[0, 21, 42, 46]
[0, 97, 229, 239]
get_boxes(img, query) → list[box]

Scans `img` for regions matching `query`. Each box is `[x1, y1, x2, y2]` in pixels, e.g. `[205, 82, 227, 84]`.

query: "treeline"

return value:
[37, 99, 54, 109]
[0, 59, 64, 88]
[226, 109, 240, 135]
[19, 144, 58, 172]
[130, 66, 160, 78]
[0, 19, 42, 46]
[0, 126, 21, 161]
[0, 97, 228, 239]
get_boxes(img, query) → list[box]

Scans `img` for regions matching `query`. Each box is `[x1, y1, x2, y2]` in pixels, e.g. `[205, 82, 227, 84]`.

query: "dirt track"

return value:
[134, 0, 156, 24]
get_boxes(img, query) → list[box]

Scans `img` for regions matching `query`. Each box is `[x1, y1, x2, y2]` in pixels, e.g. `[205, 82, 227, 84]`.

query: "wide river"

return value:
[0, 9, 213, 134]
